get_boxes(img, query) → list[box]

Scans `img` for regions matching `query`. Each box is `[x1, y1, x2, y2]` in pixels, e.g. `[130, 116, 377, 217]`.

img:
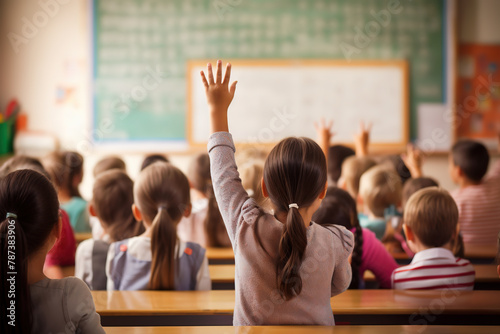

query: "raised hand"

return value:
[401, 143, 423, 178]
[200, 60, 237, 134]
[314, 118, 335, 162]
[354, 121, 372, 157]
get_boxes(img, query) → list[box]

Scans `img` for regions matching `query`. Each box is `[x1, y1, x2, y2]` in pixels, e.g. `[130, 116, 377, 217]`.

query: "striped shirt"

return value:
[392, 248, 475, 290]
[451, 160, 500, 246]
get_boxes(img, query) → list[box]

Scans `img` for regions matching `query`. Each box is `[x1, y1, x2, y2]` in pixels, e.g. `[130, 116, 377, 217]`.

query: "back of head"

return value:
[381, 155, 412, 185]
[134, 162, 190, 290]
[404, 187, 458, 248]
[341, 156, 376, 199]
[263, 137, 327, 300]
[359, 165, 402, 217]
[312, 187, 363, 289]
[92, 170, 144, 242]
[0, 155, 49, 179]
[0, 169, 60, 333]
[93, 156, 126, 177]
[43, 151, 84, 198]
[402, 177, 439, 207]
[327, 145, 355, 185]
[239, 160, 266, 207]
[188, 153, 228, 247]
[451, 139, 489, 182]
[140, 154, 169, 171]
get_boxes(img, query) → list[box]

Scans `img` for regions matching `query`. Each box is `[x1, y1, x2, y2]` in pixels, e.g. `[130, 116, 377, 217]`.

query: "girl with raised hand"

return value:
[0, 169, 104, 333]
[200, 60, 353, 325]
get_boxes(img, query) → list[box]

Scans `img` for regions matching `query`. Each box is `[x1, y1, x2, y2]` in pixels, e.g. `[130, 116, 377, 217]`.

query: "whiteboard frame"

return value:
[187, 59, 409, 152]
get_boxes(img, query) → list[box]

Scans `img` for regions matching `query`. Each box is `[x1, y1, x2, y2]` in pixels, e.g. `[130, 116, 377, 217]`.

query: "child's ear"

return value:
[183, 203, 192, 218]
[261, 177, 269, 198]
[319, 182, 328, 199]
[402, 223, 414, 242]
[88, 203, 97, 217]
[51, 213, 63, 241]
[132, 204, 142, 221]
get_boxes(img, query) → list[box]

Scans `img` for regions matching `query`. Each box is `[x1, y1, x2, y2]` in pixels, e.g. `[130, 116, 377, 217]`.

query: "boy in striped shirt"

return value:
[449, 139, 500, 246]
[392, 188, 475, 290]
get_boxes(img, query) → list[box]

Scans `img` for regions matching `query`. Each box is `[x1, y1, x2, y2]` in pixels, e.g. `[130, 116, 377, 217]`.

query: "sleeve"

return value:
[65, 277, 105, 334]
[329, 226, 354, 297]
[207, 132, 260, 247]
[75, 240, 92, 288]
[361, 229, 399, 289]
[105, 243, 117, 291]
[195, 256, 211, 291]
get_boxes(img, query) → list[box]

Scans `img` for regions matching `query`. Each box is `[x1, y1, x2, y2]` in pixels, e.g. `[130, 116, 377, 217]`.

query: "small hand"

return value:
[401, 143, 423, 178]
[200, 60, 237, 133]
[314, 118, 335, 146]
[354, 121, 372, 157]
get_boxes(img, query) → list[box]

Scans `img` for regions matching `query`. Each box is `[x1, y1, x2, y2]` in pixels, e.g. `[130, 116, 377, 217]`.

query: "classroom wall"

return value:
[0, 0, 498, 199]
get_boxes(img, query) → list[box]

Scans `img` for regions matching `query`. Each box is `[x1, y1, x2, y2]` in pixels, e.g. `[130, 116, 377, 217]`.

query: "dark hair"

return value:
[402, 177, 439, 207]
[451, 140, 490, 182]
[91, 170, 144, 242]
[327, 145, 355, 184]
[93, 156, 126, 177]
[404, 187, 458, 248]
[1, 170, 60, 333]
[313, 187, 363, 289]
[262, 137, 327, 300]
[381, 155, 412, 185]
[43, 151, 84, 198]
[140, 154, 169, 171]
[188, 153, 229, 247]
[134, 162, 190, 290]
[0, 156, 50, 179]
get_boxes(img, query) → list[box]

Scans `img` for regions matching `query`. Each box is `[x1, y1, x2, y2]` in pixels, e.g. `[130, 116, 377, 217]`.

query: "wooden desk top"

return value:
[206, 247, 234, 260]
[464, 244, 498, 259]
[92, 290, 500, 316]
[103, 326, 500, 334]
[74, 233, 92, 244]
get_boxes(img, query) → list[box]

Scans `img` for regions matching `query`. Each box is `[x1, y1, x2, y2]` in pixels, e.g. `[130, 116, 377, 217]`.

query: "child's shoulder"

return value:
[312, 223, 354, 251]
[31, 277, 90, 295]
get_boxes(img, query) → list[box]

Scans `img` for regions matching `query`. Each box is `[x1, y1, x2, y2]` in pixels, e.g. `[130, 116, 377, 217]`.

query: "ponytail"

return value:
[1, 215, 32, 333]
[204, 183, 228, 247]
[276, 205, 308, 300]
[149, 207, 178, 290]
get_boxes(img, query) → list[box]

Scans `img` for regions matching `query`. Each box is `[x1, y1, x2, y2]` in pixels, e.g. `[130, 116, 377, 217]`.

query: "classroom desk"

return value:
[104, 326, 500, 334]
[74, 232, 93, 245]
[206, 247, 235, 264]
[92, 290, 500, 326]
[464, 244, 498, 260]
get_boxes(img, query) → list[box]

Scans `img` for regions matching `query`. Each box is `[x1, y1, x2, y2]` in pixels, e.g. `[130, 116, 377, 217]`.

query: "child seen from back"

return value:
[0, 170, 104, 333]
[392, 187, 475, 290]
[313, 187, 398, 289]
[43, 151, 90, 233]
[76, 170, 144, 290]
[201, 61, 353, 325]
[449, 139, 500, 246]
[177, 153, 231, 248]
[106, 162, 210, 291]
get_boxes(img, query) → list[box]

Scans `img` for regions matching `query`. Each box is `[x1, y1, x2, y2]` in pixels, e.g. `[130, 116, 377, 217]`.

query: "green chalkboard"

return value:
[92, 0, 444, 145]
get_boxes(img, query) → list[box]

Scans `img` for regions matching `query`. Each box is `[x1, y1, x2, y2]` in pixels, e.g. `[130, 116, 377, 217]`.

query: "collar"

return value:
[411, 247, 455, 265]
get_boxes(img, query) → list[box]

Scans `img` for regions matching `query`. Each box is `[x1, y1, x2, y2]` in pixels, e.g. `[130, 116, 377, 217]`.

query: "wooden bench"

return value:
[104, 326, 500, 334]
[92, 290, 500, 326]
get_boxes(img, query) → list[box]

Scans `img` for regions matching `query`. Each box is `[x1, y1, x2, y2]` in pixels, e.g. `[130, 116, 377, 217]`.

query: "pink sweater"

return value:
[208, 132, 354, 326]
[351, 227, 399, 289]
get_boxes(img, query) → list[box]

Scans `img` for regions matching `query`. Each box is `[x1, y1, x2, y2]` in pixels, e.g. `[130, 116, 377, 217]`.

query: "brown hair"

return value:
[0, 156, 50, 179]
[327, 145, 355, 184]
[134, 162, 190, 290]
[188, 153, 229, 247]
[402, 177, 439, 208]
[239, 160, 267, 208]
[451, 140, 489, 182]
[262, 137, 327, 300]
[359, 165, 402, 217]
[313, 187, 363, 289]
[43, 151, 84, 198]
[1, 170, 60, 333]
[404, 187, 458, 248]
[340, 156, 376, 199]
[140, 154, 169, 171]
[93, 156, 126, 177]
[91, 170, 144, 242]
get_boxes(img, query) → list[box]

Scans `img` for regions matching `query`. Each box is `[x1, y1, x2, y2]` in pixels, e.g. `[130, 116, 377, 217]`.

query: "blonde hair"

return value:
[359, 165, 402, 217]
[93, 156, 126, 177]
[239, 160, 266, 207]
[341, 156, 376, 199]
[134, 162, 190, 290]
[404, 187, 458, 247]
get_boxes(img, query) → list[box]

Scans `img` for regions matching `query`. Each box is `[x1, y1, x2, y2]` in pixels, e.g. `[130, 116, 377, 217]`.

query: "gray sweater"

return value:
[208, 132, 354, 325]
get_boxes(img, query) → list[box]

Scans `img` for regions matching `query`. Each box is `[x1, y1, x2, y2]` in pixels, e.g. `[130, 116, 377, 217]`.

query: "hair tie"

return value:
[6, 213, 17, 219]
[288, 203, 299, 209]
